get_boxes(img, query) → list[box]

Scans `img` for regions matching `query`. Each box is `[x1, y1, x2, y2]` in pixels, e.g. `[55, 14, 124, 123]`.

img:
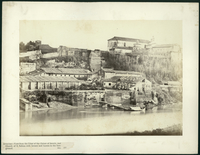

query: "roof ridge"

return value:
[20, 75, 79, 82]
[108, 36, 150, 43]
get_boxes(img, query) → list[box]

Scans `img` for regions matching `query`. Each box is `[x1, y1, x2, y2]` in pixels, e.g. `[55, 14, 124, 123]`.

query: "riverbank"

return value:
[125, 124, 182, 135]
[27, 101, 77, 112]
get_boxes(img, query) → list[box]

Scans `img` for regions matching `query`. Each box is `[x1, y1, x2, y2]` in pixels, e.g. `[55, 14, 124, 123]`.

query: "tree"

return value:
[138, 56, 143, 64]
[25, 41, 38, 51]
[19, 42, 26, 52]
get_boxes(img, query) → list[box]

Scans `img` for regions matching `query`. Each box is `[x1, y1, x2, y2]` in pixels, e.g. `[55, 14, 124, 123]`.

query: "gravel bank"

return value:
[32, 101, 77, 111]
[126, 124, 182, 135]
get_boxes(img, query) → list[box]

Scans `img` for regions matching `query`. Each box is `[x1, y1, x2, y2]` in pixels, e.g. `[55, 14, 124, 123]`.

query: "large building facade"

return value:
[108, 36, 151, 54]
[149, 44, 182, 62]
[108, 36, 182, 64]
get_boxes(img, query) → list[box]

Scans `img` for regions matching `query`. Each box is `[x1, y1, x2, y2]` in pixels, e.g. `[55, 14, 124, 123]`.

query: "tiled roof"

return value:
[102, 68, 115, 73]
[102, 68, 144, 75]
[41, 68, 63, 74]
[104, 76, 122, 82]
[57, 68, 92, 75]
[20, 76, 79, 82]
[40, 68, 92, 75]
[108, 36, 150, 43]
[114, 70, 144, 75]
[120, 76, 143, 84]
[104, 76, 144, 84]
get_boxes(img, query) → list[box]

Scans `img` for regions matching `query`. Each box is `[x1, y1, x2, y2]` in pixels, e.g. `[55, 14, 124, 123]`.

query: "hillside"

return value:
[102, 51, 182, 103]
[103, 51, 182, 84]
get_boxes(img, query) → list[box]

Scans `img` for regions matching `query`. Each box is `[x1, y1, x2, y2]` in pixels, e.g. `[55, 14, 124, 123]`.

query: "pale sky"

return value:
[20, 20, 182, 50]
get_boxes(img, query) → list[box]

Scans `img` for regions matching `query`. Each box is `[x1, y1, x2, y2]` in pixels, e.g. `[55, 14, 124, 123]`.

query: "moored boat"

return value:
[130, 106, 146, 112]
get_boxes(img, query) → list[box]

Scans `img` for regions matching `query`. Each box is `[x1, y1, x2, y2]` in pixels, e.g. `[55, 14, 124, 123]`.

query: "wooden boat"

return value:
[130, 106, 143, 111]
[99, 101, 145, 112]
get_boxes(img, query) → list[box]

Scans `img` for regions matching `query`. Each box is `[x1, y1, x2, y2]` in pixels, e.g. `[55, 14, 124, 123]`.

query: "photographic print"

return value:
[19, 20, 183, 136]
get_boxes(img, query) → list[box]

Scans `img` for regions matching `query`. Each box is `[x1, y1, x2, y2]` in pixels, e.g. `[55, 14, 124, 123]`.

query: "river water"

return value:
[20, 104, 182, 135]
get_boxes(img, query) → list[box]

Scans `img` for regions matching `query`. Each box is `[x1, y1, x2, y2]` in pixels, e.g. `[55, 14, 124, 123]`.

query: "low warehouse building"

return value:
[104, 76, 152, 93]
[20, 76, 81, 90]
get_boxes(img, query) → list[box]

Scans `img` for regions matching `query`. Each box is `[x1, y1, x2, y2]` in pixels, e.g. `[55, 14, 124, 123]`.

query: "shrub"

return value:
[28, 95, 37, 102]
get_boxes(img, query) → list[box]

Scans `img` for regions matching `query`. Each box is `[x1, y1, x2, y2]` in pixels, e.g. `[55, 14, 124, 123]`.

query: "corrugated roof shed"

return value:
[20, 76, 79, 82]
[108, 36, 150, 43]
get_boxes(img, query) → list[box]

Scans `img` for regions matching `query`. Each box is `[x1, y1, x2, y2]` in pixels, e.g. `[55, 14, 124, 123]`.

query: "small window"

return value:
[109, 83, 111, 86]
[28, 82, 31, 90]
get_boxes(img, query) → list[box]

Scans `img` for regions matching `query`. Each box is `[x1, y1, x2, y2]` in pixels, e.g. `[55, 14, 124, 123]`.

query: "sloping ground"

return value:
[32, 101, 76, 111]
[126, 124, 182, 135]
[48, 101, 77, 110]
[152, 84, 182, 104]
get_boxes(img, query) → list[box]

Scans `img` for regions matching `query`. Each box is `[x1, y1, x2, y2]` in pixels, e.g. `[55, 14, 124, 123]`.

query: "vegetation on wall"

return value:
[103, 52, 182, 84]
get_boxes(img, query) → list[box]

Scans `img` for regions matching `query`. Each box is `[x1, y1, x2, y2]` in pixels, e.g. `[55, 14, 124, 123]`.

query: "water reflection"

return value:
[20, 104, 181, 124]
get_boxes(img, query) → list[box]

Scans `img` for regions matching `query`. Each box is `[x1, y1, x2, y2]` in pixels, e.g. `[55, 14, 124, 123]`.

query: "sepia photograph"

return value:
[2, 2, 198, 154]
[19, 20, 183, 136]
